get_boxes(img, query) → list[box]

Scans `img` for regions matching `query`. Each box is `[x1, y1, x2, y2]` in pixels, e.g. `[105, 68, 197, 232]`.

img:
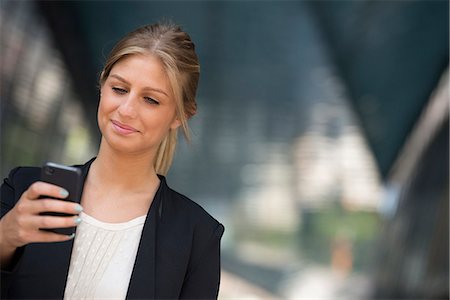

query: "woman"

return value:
[0, 23, 224, 299]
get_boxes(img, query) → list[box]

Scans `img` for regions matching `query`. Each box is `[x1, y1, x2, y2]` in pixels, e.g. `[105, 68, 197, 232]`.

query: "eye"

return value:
[144, 97, 160, 105]
[112, 87, 127, 94]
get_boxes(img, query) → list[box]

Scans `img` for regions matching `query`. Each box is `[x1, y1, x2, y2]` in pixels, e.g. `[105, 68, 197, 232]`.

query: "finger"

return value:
[34, 215, 81, 229]
[25, 181, 69, 200]
[31, 230, 76, 244]
[32, 199, 83, 215]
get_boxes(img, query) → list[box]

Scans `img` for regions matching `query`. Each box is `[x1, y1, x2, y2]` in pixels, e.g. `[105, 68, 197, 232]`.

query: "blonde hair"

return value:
[99, 23, 199, 175]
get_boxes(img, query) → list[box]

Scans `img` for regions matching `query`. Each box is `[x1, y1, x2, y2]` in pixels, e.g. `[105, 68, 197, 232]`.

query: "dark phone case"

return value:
[40, 162, 82, 235]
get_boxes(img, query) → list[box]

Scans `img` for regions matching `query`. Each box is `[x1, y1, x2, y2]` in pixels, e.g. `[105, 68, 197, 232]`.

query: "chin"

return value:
[104, 135, 158, 156]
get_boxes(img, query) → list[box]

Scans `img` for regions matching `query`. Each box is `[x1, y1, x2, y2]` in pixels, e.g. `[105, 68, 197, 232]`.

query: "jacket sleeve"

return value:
[179, 223, 225, 299]
[1, 167, 21, 218]
[1, 167, 26, 296]
[1, 167, 40, 298]
[1, 166, 40, 219]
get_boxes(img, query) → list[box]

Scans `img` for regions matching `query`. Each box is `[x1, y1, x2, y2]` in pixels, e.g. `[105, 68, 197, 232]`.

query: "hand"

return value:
[0, 181, 83, 265]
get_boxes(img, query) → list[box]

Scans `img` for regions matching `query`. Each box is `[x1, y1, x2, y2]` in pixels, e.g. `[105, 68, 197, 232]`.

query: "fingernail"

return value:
[74, 217, 82, 225]
[60, 188, 69, 198]
[74, 204, 83, 213]
[67, 233, 75, 239]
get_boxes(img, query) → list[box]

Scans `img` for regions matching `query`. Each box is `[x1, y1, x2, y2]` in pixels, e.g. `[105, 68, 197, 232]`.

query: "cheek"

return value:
[143, 111, 177, 134]
[97, 96, 106, 121]
[97, 98, 106, 133]
[97, 91, 114, 127]
[98, 90, 116, 115]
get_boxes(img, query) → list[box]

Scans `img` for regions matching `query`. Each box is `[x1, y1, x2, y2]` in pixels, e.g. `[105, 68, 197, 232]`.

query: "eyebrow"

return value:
[109, 74, 169, 97]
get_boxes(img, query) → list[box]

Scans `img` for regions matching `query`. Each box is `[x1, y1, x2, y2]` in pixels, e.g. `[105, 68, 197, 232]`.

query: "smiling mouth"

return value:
[111, 120, 139, 135]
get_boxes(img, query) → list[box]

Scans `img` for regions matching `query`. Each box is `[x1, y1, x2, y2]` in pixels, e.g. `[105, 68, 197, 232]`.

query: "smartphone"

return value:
[40, 162, 82, 235]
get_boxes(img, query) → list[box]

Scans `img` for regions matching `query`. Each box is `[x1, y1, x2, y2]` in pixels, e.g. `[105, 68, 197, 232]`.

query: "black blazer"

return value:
[1, 159, 224, 299]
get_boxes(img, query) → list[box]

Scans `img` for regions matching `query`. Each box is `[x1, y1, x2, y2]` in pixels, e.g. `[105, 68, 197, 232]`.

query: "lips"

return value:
[111, 120, 139, 135]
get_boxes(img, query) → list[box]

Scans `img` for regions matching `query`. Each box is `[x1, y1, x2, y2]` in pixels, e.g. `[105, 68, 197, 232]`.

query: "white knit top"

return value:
[64, 212, 146, 300]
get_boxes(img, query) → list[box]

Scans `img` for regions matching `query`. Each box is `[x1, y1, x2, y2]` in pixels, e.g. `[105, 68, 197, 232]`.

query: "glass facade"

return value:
[1, 1, 96, 175]
[1, 1, 447, 298]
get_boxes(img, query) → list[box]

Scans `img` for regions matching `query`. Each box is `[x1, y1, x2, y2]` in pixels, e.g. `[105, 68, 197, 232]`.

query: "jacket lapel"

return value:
[125, 177, 164, 299]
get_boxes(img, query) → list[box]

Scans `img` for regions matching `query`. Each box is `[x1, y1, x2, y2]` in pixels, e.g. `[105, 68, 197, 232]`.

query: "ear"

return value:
[170, 117, 182, 130]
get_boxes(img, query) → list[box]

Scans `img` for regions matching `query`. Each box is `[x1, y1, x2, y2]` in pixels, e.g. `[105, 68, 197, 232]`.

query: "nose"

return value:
[117, 94, 138, 119]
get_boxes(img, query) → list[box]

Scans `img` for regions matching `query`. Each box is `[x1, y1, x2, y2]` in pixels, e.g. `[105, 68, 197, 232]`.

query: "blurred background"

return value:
[1, 0, 448, 299]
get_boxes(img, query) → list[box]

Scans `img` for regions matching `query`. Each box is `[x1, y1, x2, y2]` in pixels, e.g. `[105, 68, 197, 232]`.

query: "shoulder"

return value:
[160, 177, 224, 240]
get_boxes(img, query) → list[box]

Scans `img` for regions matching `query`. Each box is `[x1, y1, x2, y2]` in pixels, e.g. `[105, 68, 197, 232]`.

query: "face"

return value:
[98, 53, 181, 156]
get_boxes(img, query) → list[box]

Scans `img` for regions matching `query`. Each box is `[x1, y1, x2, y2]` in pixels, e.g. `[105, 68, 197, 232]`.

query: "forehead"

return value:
[111, 53, 165, 75]
[109, 53, 171, 91]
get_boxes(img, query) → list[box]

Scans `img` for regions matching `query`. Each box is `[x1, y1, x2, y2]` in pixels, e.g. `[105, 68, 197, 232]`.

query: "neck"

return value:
[90, 138, 160, 192]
